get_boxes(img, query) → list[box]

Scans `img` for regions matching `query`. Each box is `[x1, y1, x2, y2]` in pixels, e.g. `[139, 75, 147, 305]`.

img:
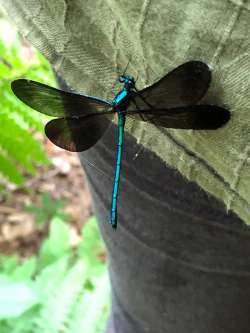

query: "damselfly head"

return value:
[118, 75, 135, 89]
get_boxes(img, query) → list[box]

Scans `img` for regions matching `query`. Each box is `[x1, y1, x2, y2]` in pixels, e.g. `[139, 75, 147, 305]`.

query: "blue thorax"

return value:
[112, 75, 135, 106]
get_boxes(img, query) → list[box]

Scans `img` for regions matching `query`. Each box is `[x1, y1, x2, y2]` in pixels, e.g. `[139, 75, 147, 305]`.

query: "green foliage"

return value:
[26, 192, 68, 226]
[0, 18, 55, 185]
[0, 217, 110, 333]
[0, 17, 111, 332]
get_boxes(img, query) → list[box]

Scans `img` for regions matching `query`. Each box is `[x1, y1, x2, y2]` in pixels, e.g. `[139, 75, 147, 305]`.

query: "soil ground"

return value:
[0, 139, 93, 257]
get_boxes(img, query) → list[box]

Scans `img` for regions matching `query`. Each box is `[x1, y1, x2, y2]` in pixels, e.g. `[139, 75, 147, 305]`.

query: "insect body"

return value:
[11, 61, 230, 229]
[109, 75, 135, 227]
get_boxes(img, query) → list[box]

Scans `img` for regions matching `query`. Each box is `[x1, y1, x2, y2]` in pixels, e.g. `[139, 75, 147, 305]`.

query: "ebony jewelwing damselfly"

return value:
[11, 61, 230, 229]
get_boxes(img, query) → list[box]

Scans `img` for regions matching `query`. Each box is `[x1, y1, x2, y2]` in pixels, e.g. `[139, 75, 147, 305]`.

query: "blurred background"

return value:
[0, 6, 110, 333]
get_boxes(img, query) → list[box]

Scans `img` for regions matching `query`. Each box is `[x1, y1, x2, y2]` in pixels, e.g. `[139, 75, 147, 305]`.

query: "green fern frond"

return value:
[0, 26, 55, 185]
[0, 217, 110, 333]
[0, 152, 24, 184]
[35, 259, 88, 333]
[68, 271, 110, 333]
[4, 92, 45, 132]
[0, 111, 49, 179]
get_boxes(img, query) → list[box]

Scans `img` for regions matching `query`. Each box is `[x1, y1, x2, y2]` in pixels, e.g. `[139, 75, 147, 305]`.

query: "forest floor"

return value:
[0, 138, 93, 258]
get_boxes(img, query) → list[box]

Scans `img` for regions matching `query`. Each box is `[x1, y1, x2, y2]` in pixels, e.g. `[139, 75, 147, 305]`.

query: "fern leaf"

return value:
[68, 271, 110, 333]
[0, 153, 24, 184]
[34, 258, 88, 333]
[0, 31, 54, 185]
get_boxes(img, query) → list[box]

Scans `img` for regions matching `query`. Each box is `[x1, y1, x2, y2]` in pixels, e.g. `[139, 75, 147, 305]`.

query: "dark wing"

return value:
[128, 61, 211, 111]
[11, 79, 111, 117]
[45, 112, 113, 152]
[126, 105, 230, 129]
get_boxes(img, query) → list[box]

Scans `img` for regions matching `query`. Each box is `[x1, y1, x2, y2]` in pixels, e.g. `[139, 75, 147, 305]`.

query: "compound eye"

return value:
[119, 76, 125, 83]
